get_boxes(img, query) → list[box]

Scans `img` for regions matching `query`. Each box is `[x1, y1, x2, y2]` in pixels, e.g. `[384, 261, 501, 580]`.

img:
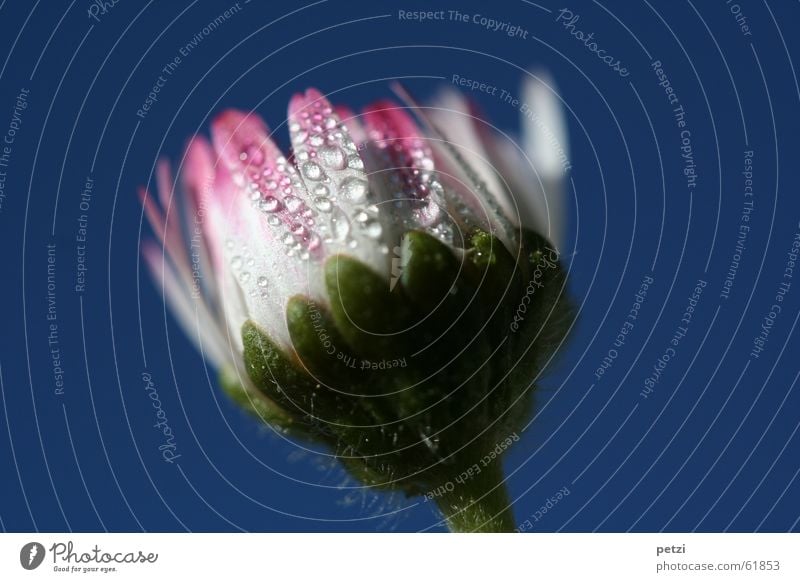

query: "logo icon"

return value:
[20, 542, 45, 570]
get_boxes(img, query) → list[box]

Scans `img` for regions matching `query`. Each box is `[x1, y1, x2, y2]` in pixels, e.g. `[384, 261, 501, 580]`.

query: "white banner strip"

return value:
[1, 533, 797, 580]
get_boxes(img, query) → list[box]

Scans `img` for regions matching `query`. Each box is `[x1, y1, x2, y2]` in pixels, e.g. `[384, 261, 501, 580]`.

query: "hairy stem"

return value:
[433, 457, 516, 532]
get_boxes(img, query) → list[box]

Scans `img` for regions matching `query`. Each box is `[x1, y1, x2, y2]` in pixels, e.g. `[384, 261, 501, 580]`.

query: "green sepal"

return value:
[324, 254, 413, 359]
[218, 365, 302, 438]
[400, 229, 461, 310]
[286, 294, 364, 386]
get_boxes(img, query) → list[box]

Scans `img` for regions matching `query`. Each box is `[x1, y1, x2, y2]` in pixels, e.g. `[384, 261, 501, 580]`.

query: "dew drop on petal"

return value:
[340, 176, 368, 203]
[313, 184, 329, 197]
[259, 196, 281, 213]
[239, 144, 264, 166]
[284, 195, 303, 213]
[230, 256, 243, 270]
[364, 219, 383, 239]
[267, 215, 281, 226]
[302, 161, 324, 181]
[346, 155, 364, 170]
[317, 145, 346, 170]
[314, 197, 332, 212]
[257, 276, 268, 288]
[239, 271, 251, 283]
[331, 208, 351, 241]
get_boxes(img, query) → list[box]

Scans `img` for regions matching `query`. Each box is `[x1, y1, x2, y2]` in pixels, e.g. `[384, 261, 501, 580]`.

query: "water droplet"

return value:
[313, 184, 329, 197]
[284, 195, 303, 213]
[302, 161, 324, 181]
[314, 197, 332, 212]
[257, 276, 268, 287]
[309, 134, 324, 148]
[231, 256, 243, 270]
[353, 209, 368, 223]
[331, 209, 351, 241]
[282, 233, 295, 246]
[347, 155, 364, 170]
[259, 196, 281, 213]
[267, 215, 281, 226]
[340, 177, 368, 203]
[240, 271, 251, 283]
[364, 219, 382, 239]
[240, 144, 264, 165]
[318, 146, 345, 170]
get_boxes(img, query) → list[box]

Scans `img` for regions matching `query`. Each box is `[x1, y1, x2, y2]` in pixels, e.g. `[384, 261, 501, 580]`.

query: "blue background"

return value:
[0, 0, 798, 532]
